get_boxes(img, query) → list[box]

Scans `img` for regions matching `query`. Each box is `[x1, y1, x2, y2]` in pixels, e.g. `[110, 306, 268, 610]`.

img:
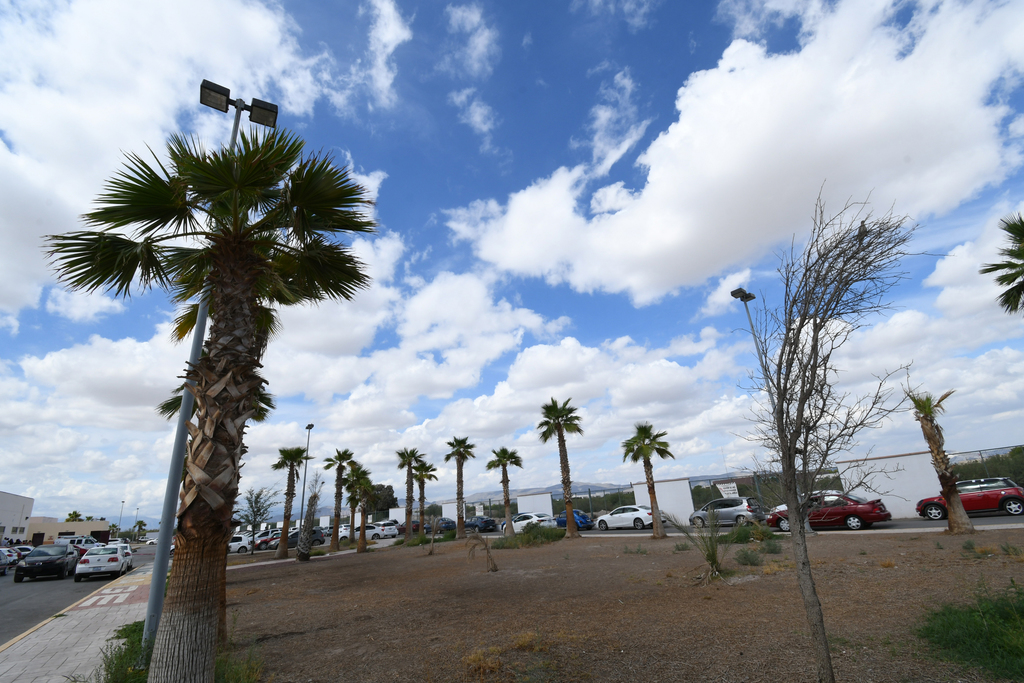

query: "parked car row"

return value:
[916, 478, 1024, 519]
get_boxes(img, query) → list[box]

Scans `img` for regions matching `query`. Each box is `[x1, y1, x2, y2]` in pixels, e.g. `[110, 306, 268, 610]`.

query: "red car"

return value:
[916, 478, 1024, 520]
[766, 493, 891, 531]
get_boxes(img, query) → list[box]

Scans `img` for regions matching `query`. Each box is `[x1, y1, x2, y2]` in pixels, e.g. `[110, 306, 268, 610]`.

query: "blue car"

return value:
[436, 517, 457, 532]
[556, 510, 594, 530]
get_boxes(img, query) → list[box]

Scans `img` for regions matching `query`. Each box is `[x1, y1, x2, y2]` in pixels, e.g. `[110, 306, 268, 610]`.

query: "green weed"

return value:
[1001, 542, 1022, 557]
[491, 524, 566, 549]
[735, 547, 763, 566]
[673, 542, 690, 552]
[623, 544, 647, 555]
[934, 541, 943, 550]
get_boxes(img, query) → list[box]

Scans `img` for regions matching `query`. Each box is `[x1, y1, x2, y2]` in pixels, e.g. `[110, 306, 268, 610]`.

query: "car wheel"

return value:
[312, 539, 323, 546]
[58, 566, 66, 580]
[598, 520, 608, 531]
[237, 547, 248, 554]
[922, 504, 946, 521]
[734, 515, 747, 526]
[632, 518, 645, 530]
[74, 574, 82, 582]
[693, 517, 706, 528]
[14, 574, 23, 583]
[844, 515, 864, 531]
[778, 518, 790, 532]
[371, 534, 380, 540]
[1003, 498, 1024, 516]
[256, 543, 267, 551]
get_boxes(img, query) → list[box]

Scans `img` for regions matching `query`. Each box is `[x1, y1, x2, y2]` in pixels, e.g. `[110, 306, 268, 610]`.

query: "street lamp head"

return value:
[306, 423, 314, 430]
[248, 98, 279, 128]
[199, 80, 230, 113]
[730, 288, 756, 303]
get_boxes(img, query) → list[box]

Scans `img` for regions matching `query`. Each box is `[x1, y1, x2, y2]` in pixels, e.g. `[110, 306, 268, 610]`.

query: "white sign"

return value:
[717, 482, 739, 497]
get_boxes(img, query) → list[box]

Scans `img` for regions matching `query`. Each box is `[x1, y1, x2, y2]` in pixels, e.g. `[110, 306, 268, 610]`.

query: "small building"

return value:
[0, 491, 34, 542]
[27, 517, 112, 545]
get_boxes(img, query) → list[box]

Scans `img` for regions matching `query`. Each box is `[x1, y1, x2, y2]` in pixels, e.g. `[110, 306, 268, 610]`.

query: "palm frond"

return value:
[45, 231, 172, 297]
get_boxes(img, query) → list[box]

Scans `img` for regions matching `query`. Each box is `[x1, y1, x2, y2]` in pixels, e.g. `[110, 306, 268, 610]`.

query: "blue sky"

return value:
[1, 0, 1023, 526]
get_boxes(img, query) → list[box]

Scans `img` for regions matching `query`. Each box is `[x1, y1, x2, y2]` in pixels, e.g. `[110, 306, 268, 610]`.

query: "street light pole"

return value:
[133, 508, 140, 542]
[117, 500, 125, 539]
[298, 423, 314, 534]
[143, 80, 279, 648]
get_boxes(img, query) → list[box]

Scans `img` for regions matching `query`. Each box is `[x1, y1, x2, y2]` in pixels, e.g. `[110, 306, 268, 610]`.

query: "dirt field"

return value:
[224, 527, 1024, 682]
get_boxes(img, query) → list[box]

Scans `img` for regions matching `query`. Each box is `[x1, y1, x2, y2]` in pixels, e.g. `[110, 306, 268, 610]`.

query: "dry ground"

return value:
[224, 527, 1024, 683]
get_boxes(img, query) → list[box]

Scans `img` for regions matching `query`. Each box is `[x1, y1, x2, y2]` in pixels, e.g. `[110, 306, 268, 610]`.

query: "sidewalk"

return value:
[0, 565, 152, 683]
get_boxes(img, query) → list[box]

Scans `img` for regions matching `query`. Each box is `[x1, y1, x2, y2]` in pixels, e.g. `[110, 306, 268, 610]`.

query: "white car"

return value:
[595, 505, 666, 530]
[0, 548, 20, 564]
[14, 545, 35, 557]
[111, 543, 135, 569]
[74, 546, 129, 581]
[364, 523, 398, 540]
[228, 535, 249, 554]
[500, 513, 557, 534]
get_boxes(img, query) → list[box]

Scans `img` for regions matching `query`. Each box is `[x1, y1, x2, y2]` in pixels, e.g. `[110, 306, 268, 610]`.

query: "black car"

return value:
[271, 528, 325, 549]
[465, 516, 498, 532]
[14, 545, 78, 582]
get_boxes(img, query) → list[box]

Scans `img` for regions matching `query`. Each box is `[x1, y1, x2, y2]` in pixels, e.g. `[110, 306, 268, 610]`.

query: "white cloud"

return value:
[572, 0, 662, 31]
[448, 88, 500, 152]
[446, 1, 1024, 304]
[700, 269, 752, 317]
[46, 289, 126, 323]
[439, 4, 501, 80]
[577, 68, 651, 177]
[360, 0, 414, 109]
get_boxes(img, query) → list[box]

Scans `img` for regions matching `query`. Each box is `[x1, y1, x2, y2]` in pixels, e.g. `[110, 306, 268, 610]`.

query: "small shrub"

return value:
[669, 512, 732, 585]
[750, 522, 776, 542]
[918, 580, 1024, 681]
[880, 558, 896, 568]
[735, 548, 763, 566]
[511, 631, 546, 652]
[673, 542, 690, 552]
[1001, 542, 1022, 557]
[962, 540, 976, 551]
[491, 525, 565, 550]
[859, 550, 867, 556]
[934, 541, 943, 549]
[310, 549, 326, 557]
[723, 525, 753, 544]
[759, 538, 783, 555]
[464, 647, 501, 676]
[392, 538, 404, 546]
[623, 544, 647, 555]
[442, 529, 457, 541]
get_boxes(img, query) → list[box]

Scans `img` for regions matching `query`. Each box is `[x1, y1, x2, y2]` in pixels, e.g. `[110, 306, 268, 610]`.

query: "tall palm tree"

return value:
[271, 446, 311, 559]
[323, 448, 354, 551]
[45, 129, 375, 682]
[538, 398, 585, 539]
[396, 448, 424, 538]
[413, 461, 438, 533]
[344, 460, 365, 546]
[908, 389, 975, 535]
[622, 422, 675, 539]
[486, 447, 523, 536]
[980, 212, 1024, 314]
[65, 511, 83, 522]
[347, 463, 374, 552]
[444, 436, 476, 538]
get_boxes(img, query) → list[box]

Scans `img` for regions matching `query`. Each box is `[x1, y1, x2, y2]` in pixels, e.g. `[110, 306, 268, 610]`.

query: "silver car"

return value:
[689, 497, 766, 527]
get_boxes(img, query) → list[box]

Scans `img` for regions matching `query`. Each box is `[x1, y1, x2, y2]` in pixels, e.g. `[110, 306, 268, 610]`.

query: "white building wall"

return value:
[632, 478, 694, 526]
[517, 493, 553, 516]
[0, 491, 34, 540]
[838, 451, 935, 519]
[390, 507, 405, 522]
[441, 502, 465, 520]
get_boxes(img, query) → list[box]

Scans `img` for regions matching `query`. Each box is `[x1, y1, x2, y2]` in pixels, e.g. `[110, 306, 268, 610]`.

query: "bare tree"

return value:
[747, 196, 913, 683]
[235, 487, 279, 556]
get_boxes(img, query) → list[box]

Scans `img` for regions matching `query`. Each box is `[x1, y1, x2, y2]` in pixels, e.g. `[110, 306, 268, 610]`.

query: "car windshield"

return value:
[844, 493, 869, 504]
[28, 546, 66, 557]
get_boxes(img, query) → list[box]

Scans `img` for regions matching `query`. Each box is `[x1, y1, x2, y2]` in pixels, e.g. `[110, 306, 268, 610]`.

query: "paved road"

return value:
[0, 546, 155, 646]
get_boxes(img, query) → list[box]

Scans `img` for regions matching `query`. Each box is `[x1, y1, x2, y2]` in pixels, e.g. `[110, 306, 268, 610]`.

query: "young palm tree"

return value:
[45, 129, 375, 682]
[347, 463, 374, 552]
[486, 447, 523, 536]
[65, 511, 83, 522]
[980, 212, 1024, 314]
[538, 398, 584, 539]
[413, 461, 438, 533]
[271, 446, 311, 559]
[344, 460, 365, 547]
[908, 389, 975, 535]
[396, 448, 424, 538]
[622, 422, 675, 539]
[296, 472, 323, 562]
[444, 436, 476, 538]
[323, 448, 354, 551]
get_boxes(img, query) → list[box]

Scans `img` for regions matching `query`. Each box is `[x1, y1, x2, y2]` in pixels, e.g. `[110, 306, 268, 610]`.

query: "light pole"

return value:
[298, 423, 314, 533]
[117, 500, 125, 539]
[133, 507, 140, 542]
[143, 80, 280, 648]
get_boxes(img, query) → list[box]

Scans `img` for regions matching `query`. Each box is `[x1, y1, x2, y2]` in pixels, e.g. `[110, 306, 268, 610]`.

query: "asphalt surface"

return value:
[0, 545, 156, 646]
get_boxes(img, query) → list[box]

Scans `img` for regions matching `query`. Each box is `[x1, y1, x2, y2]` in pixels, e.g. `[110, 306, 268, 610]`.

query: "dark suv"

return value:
[916, 478, 1024, 519]
[465, 516, 498, 532]
[270, 528, 325, 549]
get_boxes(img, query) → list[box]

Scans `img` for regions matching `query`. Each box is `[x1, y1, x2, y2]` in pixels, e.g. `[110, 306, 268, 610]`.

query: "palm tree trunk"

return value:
[940, 471, 975, 534]
[297, 487, 318, 562]
[405, 466, 414, 540]
[644, 459, 666, 539]
[330, 473, 342, 552]
[456, 461, 466, 539]
[348, 501, 357, 546]
[151, 252, 262, 683]
[418, 481, 426, 532]
[556, 426, 579, 539]
[502, 467, 514, 536]
[276, 467, 295, 560]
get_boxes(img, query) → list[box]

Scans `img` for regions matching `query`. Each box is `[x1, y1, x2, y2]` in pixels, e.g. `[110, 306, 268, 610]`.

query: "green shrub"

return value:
[623, 544, 647, 555]
[491, 525, 565, 549]
[669, 512, 732, 585]
[673, 542, 690, 552]
[750, 522, 776, 542]
[723, 525, 753, 544]
[392, 538, 405, 546]
[962, 540, 976, 551]
[1001, 542, 1022, 557]
[759, 539, 783, 555]
[918, 580, 1024, 681]
[735, 547, 763, 566]
[310, 549, 326, 557]
[442, 529, 457, 541]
